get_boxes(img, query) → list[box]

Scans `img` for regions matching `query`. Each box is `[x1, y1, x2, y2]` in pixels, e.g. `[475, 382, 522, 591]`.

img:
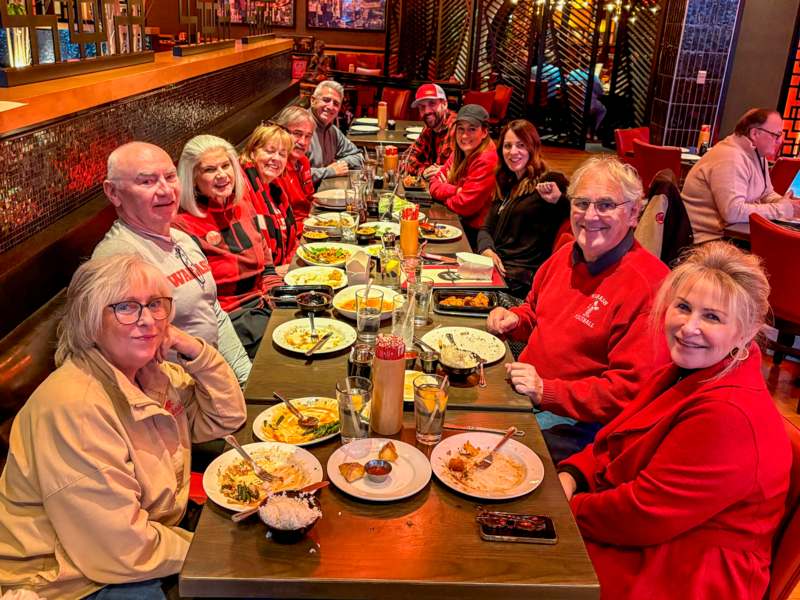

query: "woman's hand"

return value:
[559, 472, 577, 501]
[422, 164, 442, 180]
[275, 263, 290, 277]
[157, 325, 203, 363]
[536, 181, 562, 204]
[505, 361, 544, 405]
[486, 307, 520, 334]
[481, 248, 506, 275]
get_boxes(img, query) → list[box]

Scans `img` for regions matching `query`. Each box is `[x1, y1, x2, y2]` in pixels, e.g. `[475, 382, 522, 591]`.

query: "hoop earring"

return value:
[733, 345, 750, 362]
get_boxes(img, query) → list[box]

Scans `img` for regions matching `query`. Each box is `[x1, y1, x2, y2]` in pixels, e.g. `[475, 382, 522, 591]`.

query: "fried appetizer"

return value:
[339, 462, 365, 482]
[378, 441, 399, 462]
[448, 457, 467, 472]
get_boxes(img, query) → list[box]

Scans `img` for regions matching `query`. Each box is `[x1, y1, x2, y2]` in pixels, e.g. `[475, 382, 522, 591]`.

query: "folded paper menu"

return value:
[346, 250, 370, 285]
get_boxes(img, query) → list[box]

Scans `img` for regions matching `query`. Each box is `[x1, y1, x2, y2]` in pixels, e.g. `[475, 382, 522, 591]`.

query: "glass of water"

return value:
[336, 376, 372, 444]
[355, 288, 384, 345]
[390, 293, 414, 350]
[413, 374, 448, 445]
[409, 277, 434, 326]
[340, 210, 359, 243]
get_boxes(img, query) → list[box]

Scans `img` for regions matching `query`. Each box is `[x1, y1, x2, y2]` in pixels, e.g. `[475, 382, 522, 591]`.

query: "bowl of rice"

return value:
[258, 490, 322, 543]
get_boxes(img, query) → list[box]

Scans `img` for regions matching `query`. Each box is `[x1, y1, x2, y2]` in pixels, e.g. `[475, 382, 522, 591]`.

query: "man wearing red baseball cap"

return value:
[406, 83, 456, 179]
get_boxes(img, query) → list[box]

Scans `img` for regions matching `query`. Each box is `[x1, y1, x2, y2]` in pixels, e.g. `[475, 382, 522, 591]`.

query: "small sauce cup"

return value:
[364, 459, 392, 483]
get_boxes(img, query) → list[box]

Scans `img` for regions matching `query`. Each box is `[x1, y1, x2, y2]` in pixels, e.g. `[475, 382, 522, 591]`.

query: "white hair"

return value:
[177, 135, 245, 217]
[567, 154, 644, 208]
[313, 80, 344, 99]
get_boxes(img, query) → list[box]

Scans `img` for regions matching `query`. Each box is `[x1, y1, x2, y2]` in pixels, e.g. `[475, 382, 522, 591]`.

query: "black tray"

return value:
[431, 289, 498, 317]
[404, 189, 433, 204]
[267, 285, 334, 308]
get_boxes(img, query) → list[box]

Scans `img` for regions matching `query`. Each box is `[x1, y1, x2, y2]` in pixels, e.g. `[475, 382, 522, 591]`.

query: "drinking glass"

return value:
[336, 376, 373, 444]
[379, 246, 401, 289]
[400, 252, 423, 286]
[390, 294, 414, 350]
[378, 191, 395, 220]
[413, 374, 449, 444]
[355, 288, 384, 344]
[340, 210, 359, 243]
[399, 217, 419, 257]
[409, 277, 434, 326]
[348, 169, 363, 189]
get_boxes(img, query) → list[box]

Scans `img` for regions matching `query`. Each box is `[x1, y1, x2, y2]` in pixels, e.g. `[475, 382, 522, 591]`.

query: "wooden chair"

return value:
[770, 157, 800, 195]
[381, 88, 412, 120]
[767, 418, 800, 600]
[614, 126, 650, 164]
[463, 90, 496, 114]
[631, 139, 681, 190]
[749, 214, 800, 368]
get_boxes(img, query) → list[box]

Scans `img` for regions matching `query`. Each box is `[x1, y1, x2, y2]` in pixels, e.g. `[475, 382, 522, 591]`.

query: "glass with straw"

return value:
[336, 376, 372, 444]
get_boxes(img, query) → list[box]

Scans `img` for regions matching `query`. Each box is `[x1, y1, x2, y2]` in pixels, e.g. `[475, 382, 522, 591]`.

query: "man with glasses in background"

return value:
[487, 155, 669, 461]
[682, 107, 800, 243]
[93, 141, 251, 385]
[307, 79, 364, 185]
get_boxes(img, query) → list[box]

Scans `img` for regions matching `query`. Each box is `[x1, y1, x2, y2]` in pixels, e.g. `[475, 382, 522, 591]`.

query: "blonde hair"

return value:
[651, 242, 770, 376]
[178, 135, 245, 217]
[55, 254, 173, 366]
[567, 154, 643, 210]
[240, 124, 293, 166]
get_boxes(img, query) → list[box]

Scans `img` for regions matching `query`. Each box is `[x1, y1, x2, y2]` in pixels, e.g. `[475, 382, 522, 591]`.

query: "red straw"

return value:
[375, 334, 406, 360]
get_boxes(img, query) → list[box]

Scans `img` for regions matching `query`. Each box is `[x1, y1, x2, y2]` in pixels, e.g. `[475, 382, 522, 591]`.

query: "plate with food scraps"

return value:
[430, 432, 543, 500]
[284, 266, 347, 290]
[272, 317, 357, 355]
[405, 125, 424, 134]
[204, 441, 324, 511]
[327, 438, 432, 502]
[420, 326, 506, 364]
[419, 222, 461, 241]
[253, 397, 340, 446]
[360, 221, 400, 236]
[297, 242, 359, 267]
[332, 284, 399, 320]
[313, 189, 348, 209]
[304, 212, 347, 232]
[350, 124, 380, 134]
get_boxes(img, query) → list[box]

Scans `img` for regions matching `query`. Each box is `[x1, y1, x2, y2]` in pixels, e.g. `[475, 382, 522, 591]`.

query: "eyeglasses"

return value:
[175, 244, 206, 288]
[571, 198, 632, 214]
[755, 127, 783, 140]
[107, 297, 173, 325]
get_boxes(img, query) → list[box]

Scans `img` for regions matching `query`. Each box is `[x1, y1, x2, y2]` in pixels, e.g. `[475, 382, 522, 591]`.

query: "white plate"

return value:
[304, 212, 346, 232]
[297, 242, 359, 267]
[392, 209, 427, 222]
[350, 124, 380, 134]
[313, 189, 348, 208]
[327, 438, 432, 501]
[252, 397, 340, 446]
[272, 317, 357, 354]
[420, 326, 506, 364]
[354, 117, 379, 125]
[430, 432, 544, 500]
[405, 126, 424, 134]
[283, 266, 348, 290]
[359, 221, 400, 236]
[681, 152, 701, 162]
[420, 223, 462, 242]
[406, 133, 420, 141]
[332, 284, 399, 320]
[404, 370, 436, 402]
[203, 442, 324, 512]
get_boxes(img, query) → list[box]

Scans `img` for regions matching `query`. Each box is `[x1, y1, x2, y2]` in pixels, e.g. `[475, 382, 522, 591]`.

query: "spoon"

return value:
[273, 392, 320, 429]
[231, 480, 330, 523]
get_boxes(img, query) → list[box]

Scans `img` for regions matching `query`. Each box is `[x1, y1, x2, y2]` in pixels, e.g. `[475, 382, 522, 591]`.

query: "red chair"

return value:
[355, 67, 381, 76]
[767, 418, 800, 600]
[749, 214, 800, 367]
[356, 53, 383, 69]
[381, 88, 412, 120]
[631, 139, 681, 190]
[489, 84, 513, 127]
[552, 219, 574, 253]
[463, 90, 496, 114]
[770, 157, 800, 195]
[336, 52, 358, 72]
[615, 126, 650, 164]
[355, 85, 378, 117]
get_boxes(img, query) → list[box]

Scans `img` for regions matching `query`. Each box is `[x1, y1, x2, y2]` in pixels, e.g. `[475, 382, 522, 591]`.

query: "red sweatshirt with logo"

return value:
[509, 241, 669, 424]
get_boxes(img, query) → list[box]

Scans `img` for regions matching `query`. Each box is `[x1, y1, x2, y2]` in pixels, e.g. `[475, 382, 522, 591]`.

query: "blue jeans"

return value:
[536, 410, 602, 463]
[84, 579, 166, 600]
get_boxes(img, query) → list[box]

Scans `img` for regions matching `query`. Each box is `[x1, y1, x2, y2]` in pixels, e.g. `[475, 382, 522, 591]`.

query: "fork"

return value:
[224, 435, 282, 483]
[476, 426, 517, 469]
[309, 312, 318, 340]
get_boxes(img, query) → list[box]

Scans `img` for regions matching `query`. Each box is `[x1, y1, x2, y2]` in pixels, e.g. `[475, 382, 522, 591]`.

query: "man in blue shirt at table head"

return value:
[308, 79, 364, 186]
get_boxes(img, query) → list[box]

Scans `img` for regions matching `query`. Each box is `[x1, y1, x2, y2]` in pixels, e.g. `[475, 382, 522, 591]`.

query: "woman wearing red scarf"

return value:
[273, 106, 316, 229]
[240, 124, 299, 274]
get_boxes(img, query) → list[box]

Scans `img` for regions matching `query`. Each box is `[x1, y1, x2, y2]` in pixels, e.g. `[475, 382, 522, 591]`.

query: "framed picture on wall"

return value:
[307, 0, 386, 31]
[227, 0, 296, 27]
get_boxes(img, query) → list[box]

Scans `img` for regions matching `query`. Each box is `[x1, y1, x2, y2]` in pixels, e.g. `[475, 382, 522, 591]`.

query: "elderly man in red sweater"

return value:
[487, 155, 669, 461]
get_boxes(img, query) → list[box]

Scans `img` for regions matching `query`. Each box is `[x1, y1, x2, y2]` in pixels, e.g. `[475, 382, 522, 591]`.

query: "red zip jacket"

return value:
[277, 155, 314, 227]
[429, 141, 498, 229]
[509, 239, 669, 424]
[561, 346, 790, 600]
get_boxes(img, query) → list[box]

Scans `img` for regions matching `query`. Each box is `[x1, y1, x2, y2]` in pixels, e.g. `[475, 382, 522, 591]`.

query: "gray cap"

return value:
[455, 104, 490, 126]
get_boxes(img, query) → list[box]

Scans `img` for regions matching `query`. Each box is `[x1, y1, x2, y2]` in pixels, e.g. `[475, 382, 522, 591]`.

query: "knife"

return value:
[305, 331, 333, 356]
[444, 424, 525, 438]
[421, 251, 458, 264]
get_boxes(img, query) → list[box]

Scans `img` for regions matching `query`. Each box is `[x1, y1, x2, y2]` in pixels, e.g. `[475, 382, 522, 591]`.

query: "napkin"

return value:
[346, 250, 370, 285]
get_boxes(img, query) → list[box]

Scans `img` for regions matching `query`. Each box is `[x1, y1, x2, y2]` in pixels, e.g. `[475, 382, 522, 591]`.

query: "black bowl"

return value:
[296, 291, 332, 314]
[259, 490, 322, 543]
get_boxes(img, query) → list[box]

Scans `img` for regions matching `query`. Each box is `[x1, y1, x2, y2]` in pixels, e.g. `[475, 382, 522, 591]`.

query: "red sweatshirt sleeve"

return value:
[442, 150, 498, 219]
[429, 155, 457, 200]
[569, 401, 758, 546]
[538, 307, 663, 423]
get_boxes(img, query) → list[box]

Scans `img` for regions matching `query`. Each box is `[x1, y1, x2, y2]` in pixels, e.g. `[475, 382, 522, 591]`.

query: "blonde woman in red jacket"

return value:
[429, 104, 498, 248]
[559, 241, 791, 600]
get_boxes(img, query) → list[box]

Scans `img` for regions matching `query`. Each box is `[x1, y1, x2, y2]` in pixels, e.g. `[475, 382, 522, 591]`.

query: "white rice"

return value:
[259, 494, 321, 529]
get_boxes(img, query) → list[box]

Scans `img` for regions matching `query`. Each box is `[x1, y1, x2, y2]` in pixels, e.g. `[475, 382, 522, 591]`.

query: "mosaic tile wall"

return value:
[0, 50, 290, 254]
[649, 0, 741, 147]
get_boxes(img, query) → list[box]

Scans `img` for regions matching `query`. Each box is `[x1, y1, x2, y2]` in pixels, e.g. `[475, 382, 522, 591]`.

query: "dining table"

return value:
[346, 119, 424, 149]
[180, 408, 600, 599]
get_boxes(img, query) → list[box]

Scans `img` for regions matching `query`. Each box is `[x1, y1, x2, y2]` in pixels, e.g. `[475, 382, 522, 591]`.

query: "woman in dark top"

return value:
[476, 119, 569, 298]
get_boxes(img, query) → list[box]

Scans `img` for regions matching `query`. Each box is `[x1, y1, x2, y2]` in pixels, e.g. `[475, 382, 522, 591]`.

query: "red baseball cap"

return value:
[411, 83, 447, 108]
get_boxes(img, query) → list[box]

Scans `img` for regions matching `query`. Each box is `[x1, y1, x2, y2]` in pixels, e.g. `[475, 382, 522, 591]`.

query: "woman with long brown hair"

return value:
[429, 104, 498, 248]
[476, 119, 569, 297]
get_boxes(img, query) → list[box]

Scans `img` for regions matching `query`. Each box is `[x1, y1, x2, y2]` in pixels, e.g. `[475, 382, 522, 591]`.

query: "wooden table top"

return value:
[347, 119, 423, 148]
[179, 409, 599, 599]
[244, 308, 531, 412]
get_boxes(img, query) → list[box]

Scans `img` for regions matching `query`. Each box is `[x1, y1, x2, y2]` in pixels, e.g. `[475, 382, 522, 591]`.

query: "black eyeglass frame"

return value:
[107, 297, 174, 325]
